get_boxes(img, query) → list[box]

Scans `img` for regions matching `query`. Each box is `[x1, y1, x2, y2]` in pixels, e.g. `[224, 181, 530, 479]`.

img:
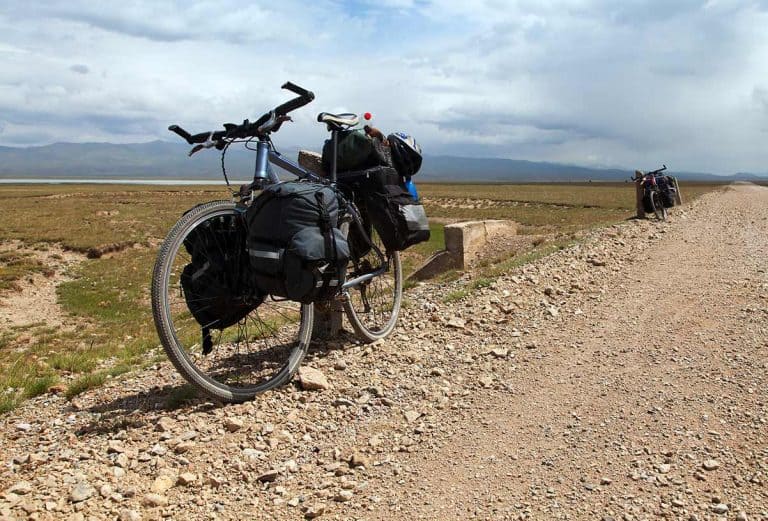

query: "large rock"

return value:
[298, 367, 331, 390]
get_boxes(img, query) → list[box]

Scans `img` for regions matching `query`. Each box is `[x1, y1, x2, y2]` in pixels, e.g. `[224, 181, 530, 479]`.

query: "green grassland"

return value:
[0, 181, 726, 411]
[420, 182, 724, 232]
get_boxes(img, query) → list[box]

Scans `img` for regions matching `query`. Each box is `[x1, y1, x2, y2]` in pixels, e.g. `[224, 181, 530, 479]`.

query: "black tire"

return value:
[343, 227, 403, 342]
[650, 191, 666, 221]
[151, 200, 313, 402]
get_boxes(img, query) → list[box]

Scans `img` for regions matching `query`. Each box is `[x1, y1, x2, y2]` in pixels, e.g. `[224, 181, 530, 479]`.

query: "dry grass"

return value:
[0, 180, 727, 411]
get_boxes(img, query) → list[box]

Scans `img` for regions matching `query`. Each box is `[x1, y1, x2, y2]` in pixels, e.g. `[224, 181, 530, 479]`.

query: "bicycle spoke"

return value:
[152, 201, 312, 402]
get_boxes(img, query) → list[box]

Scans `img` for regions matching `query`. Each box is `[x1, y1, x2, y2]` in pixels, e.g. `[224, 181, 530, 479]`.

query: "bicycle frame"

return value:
[249, 135, 389, 293]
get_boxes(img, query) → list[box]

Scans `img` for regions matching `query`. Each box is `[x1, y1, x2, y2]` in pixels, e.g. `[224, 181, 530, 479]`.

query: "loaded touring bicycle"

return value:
[151, 82, 429, 402]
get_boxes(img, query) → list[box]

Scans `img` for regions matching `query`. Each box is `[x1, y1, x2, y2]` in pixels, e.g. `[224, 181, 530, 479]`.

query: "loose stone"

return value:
[177, 473, 197, 486]
[224, 418, 244, 432]
[69, 483, 95, 503]
[304, 504, 326, 519]
[298, 367, 331, 390]
[142, 493, 169, 507]
[334, 490, 353, 502]
[118, 510, 142, 521]
[257, 469, 280, 483]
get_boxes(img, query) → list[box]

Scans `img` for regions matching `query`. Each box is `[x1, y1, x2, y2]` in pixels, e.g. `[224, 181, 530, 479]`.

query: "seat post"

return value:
[330, 129, 339, 184]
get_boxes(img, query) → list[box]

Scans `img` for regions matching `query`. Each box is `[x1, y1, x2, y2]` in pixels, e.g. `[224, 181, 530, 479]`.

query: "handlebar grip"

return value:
[168, 125, 194, 144]
[282, 82, 314, 100]
[274, 95, 313, 116]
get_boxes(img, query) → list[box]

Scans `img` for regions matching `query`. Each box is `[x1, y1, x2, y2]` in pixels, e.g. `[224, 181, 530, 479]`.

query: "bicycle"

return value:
[151, 82, 403, 402]
[636, 165, 671, 221]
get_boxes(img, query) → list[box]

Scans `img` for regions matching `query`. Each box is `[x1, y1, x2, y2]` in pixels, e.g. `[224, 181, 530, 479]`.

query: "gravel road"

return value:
[1, 184, 766, 521]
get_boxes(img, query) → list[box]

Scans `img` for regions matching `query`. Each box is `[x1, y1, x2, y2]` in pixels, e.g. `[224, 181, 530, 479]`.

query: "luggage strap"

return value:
[315, 191, 339, 298]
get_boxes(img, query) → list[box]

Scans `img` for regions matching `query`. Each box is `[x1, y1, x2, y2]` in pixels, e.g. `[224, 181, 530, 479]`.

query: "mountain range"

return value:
[0, 141, 765, 182]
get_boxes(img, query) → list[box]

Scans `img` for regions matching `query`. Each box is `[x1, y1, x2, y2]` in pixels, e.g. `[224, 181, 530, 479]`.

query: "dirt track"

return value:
[1, 184, 767, 520]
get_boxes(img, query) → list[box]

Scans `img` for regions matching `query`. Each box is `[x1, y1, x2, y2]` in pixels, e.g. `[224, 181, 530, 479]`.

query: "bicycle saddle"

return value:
[317, 112, 359, 129]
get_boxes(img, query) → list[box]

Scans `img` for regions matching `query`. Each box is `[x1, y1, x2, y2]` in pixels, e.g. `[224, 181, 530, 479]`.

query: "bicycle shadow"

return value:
[77, 383, 218, 436]
[77, 332, 354, 436]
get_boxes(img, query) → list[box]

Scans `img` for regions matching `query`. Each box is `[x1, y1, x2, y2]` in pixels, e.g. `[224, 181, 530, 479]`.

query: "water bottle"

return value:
[404, 177, 419, 200]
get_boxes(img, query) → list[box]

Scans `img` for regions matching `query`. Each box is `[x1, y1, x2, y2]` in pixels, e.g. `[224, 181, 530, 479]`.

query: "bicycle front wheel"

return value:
[343, 228, 403, 342]
[151, 200, 313, 402]
[651, 191, 666, 221]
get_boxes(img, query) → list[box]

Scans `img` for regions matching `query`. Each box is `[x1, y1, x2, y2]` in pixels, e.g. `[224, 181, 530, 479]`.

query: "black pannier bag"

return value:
[347, 207, 374, 259]
[659, 176, 676, 208]
[338, 166, 430, 252]
[246, 182, 350, 304]
[180, 211, 261, 354]
[661, 190, 676, 209]
[321, 129, 389, 173]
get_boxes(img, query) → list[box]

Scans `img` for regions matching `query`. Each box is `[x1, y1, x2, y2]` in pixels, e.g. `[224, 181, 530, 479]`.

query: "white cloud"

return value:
[0, 1, 767, 173]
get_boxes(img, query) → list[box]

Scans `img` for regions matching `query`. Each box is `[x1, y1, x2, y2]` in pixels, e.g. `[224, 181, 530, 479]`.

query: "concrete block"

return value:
[408, 250, 459, 281]
[312, 301, 343, 340]
[443, 220, 517, 269]
[484, 220, 517, 237]
[671, 176, 683, 205]
[298, 150, 326, 177]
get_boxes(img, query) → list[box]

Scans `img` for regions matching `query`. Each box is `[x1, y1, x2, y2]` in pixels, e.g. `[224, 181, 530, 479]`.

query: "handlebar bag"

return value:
[321, 129, 389, 173]
[180, 210, 262, 355]
[339, 166, 430, 252]
[246, 181, 350, 304]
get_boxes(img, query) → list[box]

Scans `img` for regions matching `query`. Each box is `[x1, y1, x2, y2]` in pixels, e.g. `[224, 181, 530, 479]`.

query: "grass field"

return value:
[0, 181, 726, 411]
[420, 182, 724, 232]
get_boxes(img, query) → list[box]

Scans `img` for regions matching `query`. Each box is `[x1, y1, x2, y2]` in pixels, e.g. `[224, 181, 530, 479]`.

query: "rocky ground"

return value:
[1, 184, 767, 521]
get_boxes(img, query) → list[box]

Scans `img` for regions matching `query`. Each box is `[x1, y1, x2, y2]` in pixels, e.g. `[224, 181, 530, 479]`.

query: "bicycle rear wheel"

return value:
[151, 200, 313, 402]
[651, 191, 666, 221]
[343, 227, 403, 342]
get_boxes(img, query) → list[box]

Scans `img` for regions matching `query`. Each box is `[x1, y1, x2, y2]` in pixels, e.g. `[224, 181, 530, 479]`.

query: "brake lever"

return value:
[271, 114, 293, 133]
[256, 111, 277, 134]
[187, 132, 219, 156]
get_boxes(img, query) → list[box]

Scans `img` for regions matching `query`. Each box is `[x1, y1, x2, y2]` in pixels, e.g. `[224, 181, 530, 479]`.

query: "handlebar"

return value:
[168, 81, 315, 154]
[632, 165, 668, 182]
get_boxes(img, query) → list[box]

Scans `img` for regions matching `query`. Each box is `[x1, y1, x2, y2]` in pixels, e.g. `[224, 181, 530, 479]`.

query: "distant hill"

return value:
[1, 141, 766, 182]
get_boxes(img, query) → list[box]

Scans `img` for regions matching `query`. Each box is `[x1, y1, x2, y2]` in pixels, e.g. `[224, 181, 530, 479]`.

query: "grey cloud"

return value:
[428, 110, 611, 143]
[7, 1, 364, 47]
[48, 10, 199, 43]
[754, 87, 768, 109]
[0, 124, 60, 146]
[70, 64, 89, 74]
[598, 0, 707, 26]
[754, 87, 768, 132]
[1, 1, 767, 173]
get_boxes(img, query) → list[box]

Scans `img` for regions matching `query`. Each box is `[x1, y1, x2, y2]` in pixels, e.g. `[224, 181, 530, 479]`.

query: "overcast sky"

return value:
[1, 0, 767, 173]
